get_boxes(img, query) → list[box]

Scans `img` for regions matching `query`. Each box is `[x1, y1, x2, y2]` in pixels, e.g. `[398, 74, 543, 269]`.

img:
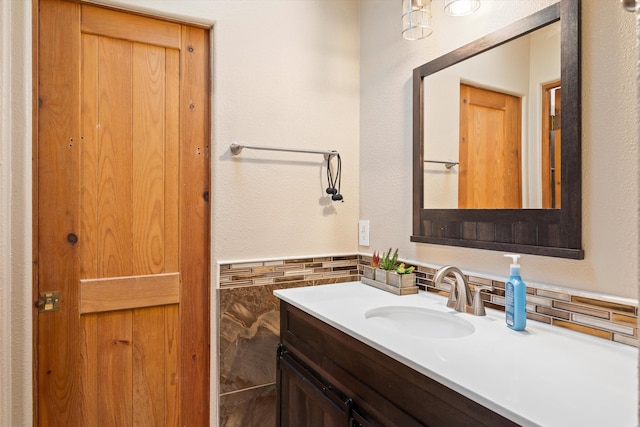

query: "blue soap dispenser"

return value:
[504, 254, 526, 331]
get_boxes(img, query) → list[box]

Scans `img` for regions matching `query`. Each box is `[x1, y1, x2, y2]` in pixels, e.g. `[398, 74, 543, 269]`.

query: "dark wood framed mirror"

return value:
[412, 0, 583, 259]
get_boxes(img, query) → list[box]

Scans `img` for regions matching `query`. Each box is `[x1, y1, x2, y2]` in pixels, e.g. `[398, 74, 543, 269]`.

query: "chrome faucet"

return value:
[433, 266, 491, 316]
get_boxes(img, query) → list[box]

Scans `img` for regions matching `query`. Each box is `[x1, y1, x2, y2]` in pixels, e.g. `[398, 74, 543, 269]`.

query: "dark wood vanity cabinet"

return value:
[278, 349, 351, 426]
[276, 301, 519, 427]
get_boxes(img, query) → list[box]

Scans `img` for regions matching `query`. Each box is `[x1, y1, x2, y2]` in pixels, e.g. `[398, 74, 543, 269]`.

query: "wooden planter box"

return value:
[374, 268, 391, 284]
[363, 265, 375, 280]
[362, 269, 418, 296]
[387, 272, 416, 288]
[372, 269, 416, 288]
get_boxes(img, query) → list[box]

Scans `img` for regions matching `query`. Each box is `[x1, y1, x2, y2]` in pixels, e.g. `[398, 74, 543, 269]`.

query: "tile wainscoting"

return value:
[218, 254, 638, 426]
[218, 255, 359, 427]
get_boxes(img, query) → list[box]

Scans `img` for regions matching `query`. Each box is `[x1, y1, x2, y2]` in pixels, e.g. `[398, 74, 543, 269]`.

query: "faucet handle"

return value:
[469, 284, 492, 316]
[442, 277, 457, 309]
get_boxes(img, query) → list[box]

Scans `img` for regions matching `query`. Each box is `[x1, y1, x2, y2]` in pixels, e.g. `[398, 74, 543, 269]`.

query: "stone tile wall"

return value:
[218, 255, 359, 427]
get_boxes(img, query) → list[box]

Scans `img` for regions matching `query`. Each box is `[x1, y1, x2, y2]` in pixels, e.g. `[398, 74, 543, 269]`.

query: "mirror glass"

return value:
[412, 0, 583, 260]
[423, 21, 561, 209]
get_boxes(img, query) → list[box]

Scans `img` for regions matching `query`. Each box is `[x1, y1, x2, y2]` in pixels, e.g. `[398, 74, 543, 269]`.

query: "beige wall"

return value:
[360, 0, 639, 300]
[2, 0, 638, 426]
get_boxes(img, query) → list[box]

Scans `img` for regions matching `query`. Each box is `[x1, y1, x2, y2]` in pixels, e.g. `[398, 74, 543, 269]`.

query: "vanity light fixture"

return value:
[444, 0, 480, 16]
[402, 0, 433, 40]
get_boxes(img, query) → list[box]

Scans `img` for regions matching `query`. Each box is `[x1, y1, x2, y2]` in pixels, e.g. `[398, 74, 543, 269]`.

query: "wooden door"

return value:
[34, 1, 210, 425]
[541, 82, 561, 208]
[459, 84, 522, 209]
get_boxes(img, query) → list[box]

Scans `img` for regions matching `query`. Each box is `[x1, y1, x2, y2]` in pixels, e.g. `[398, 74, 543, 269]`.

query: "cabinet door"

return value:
[351, 410, 375, 427]
[278, 351, 351, 427]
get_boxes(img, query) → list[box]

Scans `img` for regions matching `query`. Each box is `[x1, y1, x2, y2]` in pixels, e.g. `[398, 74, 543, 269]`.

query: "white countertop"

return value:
[274, 281, 638, 427]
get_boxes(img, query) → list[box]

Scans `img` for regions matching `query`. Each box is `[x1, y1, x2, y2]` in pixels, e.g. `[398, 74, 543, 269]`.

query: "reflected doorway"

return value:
[458, 83, 522, 209]
[542, 81, 562, 208]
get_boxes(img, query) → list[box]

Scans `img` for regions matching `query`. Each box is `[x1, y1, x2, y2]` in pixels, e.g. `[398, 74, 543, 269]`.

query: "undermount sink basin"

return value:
[364, 306, 475, 339]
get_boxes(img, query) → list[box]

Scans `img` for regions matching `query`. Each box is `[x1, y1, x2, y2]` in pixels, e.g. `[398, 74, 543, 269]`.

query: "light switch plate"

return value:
[358, 220, 370, 246]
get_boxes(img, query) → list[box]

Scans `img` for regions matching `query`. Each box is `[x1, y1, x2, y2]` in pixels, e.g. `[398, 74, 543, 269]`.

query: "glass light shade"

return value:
[444, 0, 480, 16]
[402, 0, 433, 40]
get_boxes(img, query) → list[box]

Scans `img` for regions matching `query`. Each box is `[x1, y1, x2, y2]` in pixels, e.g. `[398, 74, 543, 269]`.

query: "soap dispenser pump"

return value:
[504, 254, 526, 331]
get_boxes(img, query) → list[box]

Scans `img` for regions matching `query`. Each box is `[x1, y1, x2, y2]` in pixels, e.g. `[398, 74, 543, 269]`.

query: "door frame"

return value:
[541, 80, 562, 209]
[32, 1, 213, 424]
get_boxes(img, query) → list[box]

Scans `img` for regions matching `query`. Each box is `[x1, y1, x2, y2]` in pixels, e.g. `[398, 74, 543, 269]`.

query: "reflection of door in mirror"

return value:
[542, 82, 561, 208]
[458, 84, 522, 209]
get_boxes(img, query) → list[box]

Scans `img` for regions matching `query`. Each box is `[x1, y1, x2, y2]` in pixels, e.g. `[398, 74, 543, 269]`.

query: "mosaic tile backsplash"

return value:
[219, 255, 360, 289]
[218, 254, 638, 427]
[358, 255, 639, 348]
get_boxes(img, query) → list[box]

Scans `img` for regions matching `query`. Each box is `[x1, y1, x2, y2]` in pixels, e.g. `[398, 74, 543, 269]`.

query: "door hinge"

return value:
[37, 291, 60, 312]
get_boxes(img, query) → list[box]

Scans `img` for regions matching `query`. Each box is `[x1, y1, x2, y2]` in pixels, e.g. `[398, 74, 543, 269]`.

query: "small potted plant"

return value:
[363, 251, 379, 280]
[362, 248, 418, 295]
[375, 248, 399, 284]
[387, 263, 416, 288]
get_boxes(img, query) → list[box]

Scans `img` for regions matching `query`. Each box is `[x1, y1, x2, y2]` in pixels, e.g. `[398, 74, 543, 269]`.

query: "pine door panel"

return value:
[176, 25, 211, 425]
[36, 1, 210, 425]
[132, 306, 172, 427]
[95, 36, 134, 279]
[79, 273, 180, 313]
[36, 1, 82, 425]
[79, 14, 181, 427]
[96, 310, 133, 426]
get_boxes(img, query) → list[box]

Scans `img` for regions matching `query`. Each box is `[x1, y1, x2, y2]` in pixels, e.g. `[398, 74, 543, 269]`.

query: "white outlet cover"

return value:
[358, 220, 370, 246]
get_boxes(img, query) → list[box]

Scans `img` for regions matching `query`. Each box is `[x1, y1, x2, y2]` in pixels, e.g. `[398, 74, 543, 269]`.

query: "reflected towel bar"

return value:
[230, 142, 338, 159]
[424, 159, 459, 169]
